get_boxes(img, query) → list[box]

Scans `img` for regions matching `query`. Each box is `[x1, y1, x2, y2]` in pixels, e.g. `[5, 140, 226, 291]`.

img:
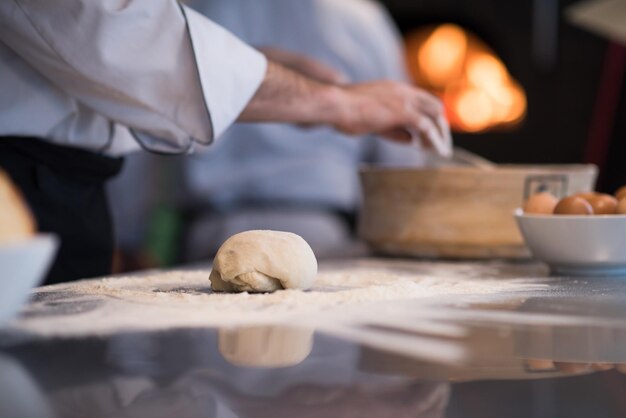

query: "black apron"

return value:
[0, 137, 123, 285]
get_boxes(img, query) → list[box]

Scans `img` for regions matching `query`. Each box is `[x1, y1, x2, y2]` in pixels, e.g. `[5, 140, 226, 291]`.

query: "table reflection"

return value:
[5, 313, 626, 418]
[0, 354, 53, 418]
[2, 327, 450, 418]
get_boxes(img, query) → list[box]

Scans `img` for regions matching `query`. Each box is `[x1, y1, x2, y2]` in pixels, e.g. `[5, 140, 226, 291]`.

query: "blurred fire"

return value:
[406, 24, 527, 133]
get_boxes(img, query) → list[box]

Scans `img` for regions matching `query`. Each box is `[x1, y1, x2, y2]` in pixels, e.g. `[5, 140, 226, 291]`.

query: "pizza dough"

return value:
[0, 169, 35, 245]
[210, 230, 317, 293]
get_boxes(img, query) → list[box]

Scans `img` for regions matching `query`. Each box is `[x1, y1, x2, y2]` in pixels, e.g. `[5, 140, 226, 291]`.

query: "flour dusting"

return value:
[7, 259, 548, 338]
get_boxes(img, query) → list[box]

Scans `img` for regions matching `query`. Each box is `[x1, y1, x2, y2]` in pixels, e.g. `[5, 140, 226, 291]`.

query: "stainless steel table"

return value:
[2, 259, 626, 418]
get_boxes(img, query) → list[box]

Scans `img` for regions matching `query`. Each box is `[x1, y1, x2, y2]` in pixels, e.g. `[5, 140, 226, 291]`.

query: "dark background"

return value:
[380, 0, 626, 192]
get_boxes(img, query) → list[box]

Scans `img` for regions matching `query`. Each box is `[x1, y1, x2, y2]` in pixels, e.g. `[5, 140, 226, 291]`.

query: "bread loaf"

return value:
[0, 170, 36, 244]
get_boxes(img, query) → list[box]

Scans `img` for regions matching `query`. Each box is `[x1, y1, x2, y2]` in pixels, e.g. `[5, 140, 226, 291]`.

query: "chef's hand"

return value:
[258, 47, 348, 84]
[239, 61, 452, 157]
[335, 81, 452, 156]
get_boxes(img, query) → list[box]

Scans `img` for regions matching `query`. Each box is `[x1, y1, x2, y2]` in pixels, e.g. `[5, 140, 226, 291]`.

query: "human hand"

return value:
[258, 47, 348, 84]
[239, 62, 452, 157]
[333, 81, 452, 157]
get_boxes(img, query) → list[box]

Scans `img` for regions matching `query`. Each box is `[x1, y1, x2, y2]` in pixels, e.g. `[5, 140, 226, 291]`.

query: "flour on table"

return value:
[6, 259, 548, 339]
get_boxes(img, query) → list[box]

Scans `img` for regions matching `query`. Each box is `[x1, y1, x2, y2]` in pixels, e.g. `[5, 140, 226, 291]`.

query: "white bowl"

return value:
[0, 234, 58, 325]
[514, 209, 626, 276]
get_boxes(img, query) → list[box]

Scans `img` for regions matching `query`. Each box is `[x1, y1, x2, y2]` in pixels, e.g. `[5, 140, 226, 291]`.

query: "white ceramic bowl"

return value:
[0, 234, 58, 325]
[514, 209, 626, 276]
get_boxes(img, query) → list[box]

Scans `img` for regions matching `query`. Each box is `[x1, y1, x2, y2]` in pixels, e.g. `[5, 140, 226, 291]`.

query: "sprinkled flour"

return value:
[7, 259, 548, 338]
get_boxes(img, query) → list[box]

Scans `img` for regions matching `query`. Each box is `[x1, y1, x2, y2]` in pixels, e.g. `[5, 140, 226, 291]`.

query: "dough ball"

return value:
[0, 169, 35, 245]
[210, 230, 317, 293]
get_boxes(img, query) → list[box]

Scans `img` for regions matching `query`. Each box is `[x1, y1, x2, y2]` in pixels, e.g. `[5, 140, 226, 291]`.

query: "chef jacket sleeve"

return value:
[0, 1, 267, 153]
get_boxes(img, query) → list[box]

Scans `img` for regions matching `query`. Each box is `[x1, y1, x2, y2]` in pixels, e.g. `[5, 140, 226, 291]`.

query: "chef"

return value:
[0, 0, 451, 284]
[179, 0, 432, 261]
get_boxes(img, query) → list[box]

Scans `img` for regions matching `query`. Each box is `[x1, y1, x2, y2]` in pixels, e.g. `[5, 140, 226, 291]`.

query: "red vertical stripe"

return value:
[584, 42, 626, 181]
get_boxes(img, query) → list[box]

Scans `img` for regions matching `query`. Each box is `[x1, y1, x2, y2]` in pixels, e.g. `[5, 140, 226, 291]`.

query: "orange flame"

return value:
[418, 24, 467, 88]
[406, 24, 526, 133]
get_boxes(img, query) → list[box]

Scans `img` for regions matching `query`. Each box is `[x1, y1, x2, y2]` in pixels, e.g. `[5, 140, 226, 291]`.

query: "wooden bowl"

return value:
[358, 164, 597, 259]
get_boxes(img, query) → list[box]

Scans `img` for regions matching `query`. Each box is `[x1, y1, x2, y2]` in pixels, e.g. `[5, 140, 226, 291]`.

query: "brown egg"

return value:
[615, 185, 626, 201]
[617, 198, 626, 214]
[587, 194, 618, 214]
[553, 362, 592, 374]
[523, 192, 558, 214]
[524, 359, 556, 371]
[573, 192, 599, 200]
[591, 363, 614, 371]
[553, 196, 593, 215]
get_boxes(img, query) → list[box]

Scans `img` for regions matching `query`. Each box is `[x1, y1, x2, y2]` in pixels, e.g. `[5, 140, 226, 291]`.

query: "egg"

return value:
[553, 196, 593, 215]
[523, 192, 558, 214]
[586, 194, 618, 214]
[573, 192, 599, 200]
[617, 198, 626, 214]
[615, 185, 626, 201]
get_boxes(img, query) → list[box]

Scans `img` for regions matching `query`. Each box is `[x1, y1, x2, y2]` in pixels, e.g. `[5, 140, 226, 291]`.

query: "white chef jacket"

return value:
[184, 0, 426, 212]
[0, 1, 267, 156]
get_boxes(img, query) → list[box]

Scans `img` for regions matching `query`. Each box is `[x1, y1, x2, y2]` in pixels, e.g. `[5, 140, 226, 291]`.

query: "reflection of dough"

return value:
[218, 326, 314, 368]
[210, 230, 318, 293]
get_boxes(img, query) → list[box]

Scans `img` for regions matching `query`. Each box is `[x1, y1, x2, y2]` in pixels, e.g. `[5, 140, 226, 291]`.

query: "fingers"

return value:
[436, 114, 453, 156]
[380, 128, 413, 143]
[408, 89, 453, 157]
[415, 90, 444, 120]
[411, 114, 452, 158]
[334, 81, 452, 152]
